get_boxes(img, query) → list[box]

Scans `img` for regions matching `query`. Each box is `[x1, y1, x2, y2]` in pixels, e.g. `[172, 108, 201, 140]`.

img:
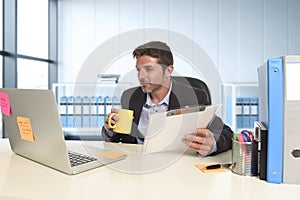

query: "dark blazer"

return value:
[102, 80, 232, 155]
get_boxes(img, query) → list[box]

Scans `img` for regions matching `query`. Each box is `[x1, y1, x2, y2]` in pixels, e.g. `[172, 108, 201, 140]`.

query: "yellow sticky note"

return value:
[17, 117, 35, 142]
[98, 151, 124, 159]
[195, 164, 228, 173]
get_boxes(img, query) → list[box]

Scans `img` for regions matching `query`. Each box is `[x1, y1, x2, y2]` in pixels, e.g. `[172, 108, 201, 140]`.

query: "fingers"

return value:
[181, 138, 201, 150]
[183, 134, 205, 144]
[104, 108, 119, 130]
[181, 138, 211, 154]
[183, 129, 213, 144]
[196, 128, 213, 138]
[111, 108, 119, 113]
[182, 128, 214, 156]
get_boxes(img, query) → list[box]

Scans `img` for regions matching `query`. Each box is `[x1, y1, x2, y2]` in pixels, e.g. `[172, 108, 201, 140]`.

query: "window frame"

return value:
[1, 0, 58, 137]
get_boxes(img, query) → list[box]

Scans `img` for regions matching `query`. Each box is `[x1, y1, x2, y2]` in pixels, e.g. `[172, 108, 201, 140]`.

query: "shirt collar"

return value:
[145, 81, 173, 107]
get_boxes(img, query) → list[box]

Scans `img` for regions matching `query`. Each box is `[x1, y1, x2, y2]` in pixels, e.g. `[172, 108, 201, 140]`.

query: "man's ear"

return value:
[167, 65, 174, 75]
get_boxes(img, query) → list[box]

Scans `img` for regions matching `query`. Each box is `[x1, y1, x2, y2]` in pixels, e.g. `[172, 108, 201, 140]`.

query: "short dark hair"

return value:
[132, 41, 173, 68]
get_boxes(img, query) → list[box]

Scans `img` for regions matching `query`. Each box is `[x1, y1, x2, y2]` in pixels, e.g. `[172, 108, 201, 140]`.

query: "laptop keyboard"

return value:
[68, 151, 97, 167]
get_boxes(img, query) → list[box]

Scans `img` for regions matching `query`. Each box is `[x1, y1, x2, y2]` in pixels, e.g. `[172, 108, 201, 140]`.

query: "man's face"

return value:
[135, 55, 172, 93]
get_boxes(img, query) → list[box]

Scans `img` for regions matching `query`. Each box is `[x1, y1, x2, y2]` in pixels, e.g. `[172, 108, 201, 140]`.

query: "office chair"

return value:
[172, 76, 211, 105]
[66, 76, 211, 141]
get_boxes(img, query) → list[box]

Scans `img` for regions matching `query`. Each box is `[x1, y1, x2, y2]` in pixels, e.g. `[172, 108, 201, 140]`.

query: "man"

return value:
[102, 41, 232, 156]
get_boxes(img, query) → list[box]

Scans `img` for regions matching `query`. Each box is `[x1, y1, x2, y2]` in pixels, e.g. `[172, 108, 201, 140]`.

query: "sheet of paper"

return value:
[0, 92, 12, 116]
[17, 117, 35, 142]
[98, 151, 124, 159]
[143, 104, 221, 153]
[286, 62, 300, 100]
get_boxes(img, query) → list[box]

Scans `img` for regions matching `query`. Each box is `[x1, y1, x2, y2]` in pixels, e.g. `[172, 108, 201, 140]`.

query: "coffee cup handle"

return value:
[107, 113, 117, 129]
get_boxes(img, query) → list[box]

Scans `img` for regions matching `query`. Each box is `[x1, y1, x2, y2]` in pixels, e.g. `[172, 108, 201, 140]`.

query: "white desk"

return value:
[0, 139, 300, 200]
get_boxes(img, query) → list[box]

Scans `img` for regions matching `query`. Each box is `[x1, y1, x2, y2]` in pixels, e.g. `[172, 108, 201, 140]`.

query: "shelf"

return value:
[222, 83, 259, 132]
[52, 82, 130, 139]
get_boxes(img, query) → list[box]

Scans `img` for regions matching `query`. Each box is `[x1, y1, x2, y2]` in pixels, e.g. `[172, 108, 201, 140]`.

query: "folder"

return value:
[240, 97, 244, 129]
[82, 96, 91, 127]
[104, 96, 112, 118]
[67, 96, 75, 127]
[236, 97, 242, 129]
[59, 96, 68, 127]
[250, 97, 259, 127]
[74, 96, 83, 128]
[243, 97, 250, 128]
[96, 96, 104, 127]
[143, 105, 221, 153]
[112, 96, 120, 108]
[90, 96, 97, 127]
[258, 58, 283, 184]
[254, 121, 268, 181]
[282, 56, 300, 184]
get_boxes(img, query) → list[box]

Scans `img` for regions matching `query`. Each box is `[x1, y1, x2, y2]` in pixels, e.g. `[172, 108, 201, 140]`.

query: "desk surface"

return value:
[0, 139, 300, 200]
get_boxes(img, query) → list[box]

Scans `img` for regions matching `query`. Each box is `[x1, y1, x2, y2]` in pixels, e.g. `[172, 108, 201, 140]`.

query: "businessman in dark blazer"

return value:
[102, 41, 232, 156]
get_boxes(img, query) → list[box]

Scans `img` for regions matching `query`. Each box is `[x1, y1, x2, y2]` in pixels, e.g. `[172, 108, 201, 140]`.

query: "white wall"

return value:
[58, 0, 300, 91]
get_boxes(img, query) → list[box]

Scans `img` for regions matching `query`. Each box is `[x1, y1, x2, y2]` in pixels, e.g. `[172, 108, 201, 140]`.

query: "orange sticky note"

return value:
[195, 164, 228, 173]
[17, 117, 35, 142]
[0, 92, 12, 116]
[98, 151, 124, 159]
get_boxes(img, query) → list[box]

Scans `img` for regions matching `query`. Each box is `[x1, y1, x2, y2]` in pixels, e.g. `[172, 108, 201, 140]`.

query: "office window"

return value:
[17, 0, 48, 58]
[1, 0, 57, 138]
[17, 59, 48, 89]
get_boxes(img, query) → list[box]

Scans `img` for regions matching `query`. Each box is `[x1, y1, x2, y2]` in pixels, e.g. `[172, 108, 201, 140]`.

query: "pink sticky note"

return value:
[0, 92, 12, 116]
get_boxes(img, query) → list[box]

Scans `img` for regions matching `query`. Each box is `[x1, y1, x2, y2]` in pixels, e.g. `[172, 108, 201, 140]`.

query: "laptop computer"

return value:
[0, 88, 127, 175]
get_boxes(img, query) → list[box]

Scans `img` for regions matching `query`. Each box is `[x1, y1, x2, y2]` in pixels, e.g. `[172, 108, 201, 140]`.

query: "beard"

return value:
[140, 82, 163, 93]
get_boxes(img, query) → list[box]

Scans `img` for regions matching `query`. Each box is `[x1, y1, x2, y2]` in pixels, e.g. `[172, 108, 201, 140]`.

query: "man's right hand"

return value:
[104, 108, 120, 130]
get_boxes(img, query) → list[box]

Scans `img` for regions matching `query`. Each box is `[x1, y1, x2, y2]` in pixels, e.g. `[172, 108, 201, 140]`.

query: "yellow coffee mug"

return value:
[107, 109, 134, 134]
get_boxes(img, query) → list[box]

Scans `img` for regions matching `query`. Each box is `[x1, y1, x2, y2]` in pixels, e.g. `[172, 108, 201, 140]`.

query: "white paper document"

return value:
[142, 104, 221, 153]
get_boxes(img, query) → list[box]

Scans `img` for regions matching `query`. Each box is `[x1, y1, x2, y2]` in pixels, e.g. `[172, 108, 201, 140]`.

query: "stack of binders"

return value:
[257, 56, 300, 185]
[58, 95, 120, 129]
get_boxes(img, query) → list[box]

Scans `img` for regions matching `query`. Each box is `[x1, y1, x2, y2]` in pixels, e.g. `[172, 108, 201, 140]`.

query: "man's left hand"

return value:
[182, 128, 215, 156]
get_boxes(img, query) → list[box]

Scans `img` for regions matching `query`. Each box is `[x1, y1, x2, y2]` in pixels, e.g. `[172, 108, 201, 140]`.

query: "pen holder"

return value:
[231, 139, 258, 176]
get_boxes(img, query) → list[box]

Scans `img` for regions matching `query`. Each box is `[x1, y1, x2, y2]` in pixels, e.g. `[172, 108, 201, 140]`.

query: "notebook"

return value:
[0, 88, 127, 175]
[142, 104, 221, 153]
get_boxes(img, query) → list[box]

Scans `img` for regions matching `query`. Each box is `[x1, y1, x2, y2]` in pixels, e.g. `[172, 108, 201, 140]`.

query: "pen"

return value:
[205, 163, 232, 170]
[205, 164, 221, 170]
